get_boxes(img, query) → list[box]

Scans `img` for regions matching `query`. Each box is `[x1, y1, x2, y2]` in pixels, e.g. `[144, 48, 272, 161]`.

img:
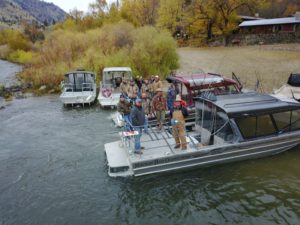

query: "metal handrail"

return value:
[82, 82, 93, 91]
[123, 119, 198, 152]
[63, 83, 74, 92]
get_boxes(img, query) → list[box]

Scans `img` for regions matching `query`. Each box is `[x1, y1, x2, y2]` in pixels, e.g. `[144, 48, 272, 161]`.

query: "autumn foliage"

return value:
[20, 21, 178, 89]
[0, 0, 299, 90]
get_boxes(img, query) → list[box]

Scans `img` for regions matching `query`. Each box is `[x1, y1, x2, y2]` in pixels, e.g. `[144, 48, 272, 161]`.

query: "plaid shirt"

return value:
[152, 94, 167, 111]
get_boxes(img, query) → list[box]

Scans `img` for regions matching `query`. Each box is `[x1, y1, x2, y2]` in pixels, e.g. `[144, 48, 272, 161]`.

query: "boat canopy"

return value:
[102, 67, 133, 86]
[166, 73, 238, 90]
[64, 71, 95, 92]
[195, 92, 300, 118]
[103, 67, 132, 72]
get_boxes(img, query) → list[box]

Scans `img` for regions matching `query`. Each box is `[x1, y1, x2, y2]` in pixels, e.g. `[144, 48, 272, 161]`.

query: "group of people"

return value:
[119, 75, 163, 102]
[117, 76, 188, 154]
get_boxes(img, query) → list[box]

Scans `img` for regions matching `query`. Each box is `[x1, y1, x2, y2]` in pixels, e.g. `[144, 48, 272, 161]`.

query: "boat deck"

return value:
[123, 128, 200, 163]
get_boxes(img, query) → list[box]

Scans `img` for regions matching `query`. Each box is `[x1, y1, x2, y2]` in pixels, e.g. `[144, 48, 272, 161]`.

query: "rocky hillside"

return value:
[14, 0, 66, 25]
[0, 0, 66, 28]
[0, 0, 37, 28]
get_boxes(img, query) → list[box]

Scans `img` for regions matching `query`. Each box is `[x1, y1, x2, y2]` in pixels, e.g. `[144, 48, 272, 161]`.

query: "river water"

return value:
[0, 63, 300, 225]
[0, 60, 22, 87]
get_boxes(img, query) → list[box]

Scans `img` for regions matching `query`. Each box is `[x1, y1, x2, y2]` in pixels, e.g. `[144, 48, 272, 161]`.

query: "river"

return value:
[0, 60, 22, 88]
[0, 62, 300, 225]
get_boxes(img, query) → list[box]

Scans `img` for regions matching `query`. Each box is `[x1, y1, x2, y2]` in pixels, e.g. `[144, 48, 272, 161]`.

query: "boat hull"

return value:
[105, 131, 300, 177]
[133, 138, 299, 177]
[60, 91, 96, 105]
[98, 93, 119, 108]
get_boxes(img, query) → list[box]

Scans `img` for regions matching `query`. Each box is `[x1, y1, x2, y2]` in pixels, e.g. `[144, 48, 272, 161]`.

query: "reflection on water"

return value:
[0, 96, 299, 225]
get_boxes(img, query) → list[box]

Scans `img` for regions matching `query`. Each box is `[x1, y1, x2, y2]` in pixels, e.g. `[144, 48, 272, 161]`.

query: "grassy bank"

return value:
[178, 44, 300, 93]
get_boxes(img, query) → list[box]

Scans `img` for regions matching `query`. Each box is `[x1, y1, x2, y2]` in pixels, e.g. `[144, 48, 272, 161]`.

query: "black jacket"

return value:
[130, 105, 145, 126]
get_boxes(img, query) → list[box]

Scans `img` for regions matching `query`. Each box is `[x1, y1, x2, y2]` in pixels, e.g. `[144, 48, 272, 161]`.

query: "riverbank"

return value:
[178, 43, 300, 93]
[2, 43, 300, 97]
[0, 59, 33, 100]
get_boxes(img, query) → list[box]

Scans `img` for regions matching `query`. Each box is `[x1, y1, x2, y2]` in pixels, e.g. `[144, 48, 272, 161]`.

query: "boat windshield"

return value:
[64, 72, 95, 92]
[195, 99, 234, 145]
[103, 71, 132, 88]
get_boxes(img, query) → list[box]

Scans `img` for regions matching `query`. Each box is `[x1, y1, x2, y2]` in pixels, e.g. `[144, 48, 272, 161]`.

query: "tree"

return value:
[69, 8, 84, 24]
[156, 0, 185, 34]
[182, 0, 265, 44]
[24, 22, 45, 43]
[120, 0, 160, 26]
[89, 0, 108, 15]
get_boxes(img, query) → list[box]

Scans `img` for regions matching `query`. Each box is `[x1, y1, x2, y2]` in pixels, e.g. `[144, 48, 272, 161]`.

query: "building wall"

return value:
[235, 24, 300, 45]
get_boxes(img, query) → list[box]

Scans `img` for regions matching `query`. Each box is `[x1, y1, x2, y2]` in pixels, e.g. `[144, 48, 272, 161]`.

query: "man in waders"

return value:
[172, 95, 187, 150]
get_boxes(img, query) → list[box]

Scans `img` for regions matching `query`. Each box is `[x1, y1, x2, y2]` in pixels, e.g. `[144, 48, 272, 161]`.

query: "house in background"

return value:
[235, 12, 300, 44]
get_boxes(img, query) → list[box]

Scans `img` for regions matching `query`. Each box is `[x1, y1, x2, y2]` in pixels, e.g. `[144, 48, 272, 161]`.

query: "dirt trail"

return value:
[178, 44, 300, 92]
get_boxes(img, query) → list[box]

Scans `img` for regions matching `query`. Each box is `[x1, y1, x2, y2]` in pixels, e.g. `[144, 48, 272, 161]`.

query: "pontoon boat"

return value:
[105, 92, 300, 177]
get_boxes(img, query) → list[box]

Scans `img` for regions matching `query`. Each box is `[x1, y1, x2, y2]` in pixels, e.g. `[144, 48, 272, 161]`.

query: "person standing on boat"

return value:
[141, 92, 152, 133]
[127, 80, 138, 101]
[141, 79, 151, 97]
[167, 83, 176, 118]
[130, 98, 146, 154]
[152, 88, 167, 131]
[172, 95, 187, 150]
[120, 79, 129, 95]
[149, 75, 155, 97]
[135, 76, 143, 97]
[153, 75, 162, 92]
[117, 94, 132, 131]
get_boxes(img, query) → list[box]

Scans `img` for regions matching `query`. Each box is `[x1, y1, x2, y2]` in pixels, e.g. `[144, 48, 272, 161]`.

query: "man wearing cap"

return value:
[152, 88, 167, 131]
[153, 75, 162, 92]
[127, 80, 138, 99]
[120, 79, 129, 95]
[130, 98, 146, 154]
[141, 79, 152, 97]
[172, 95, 187, 150]
[117, 94, 132, 131]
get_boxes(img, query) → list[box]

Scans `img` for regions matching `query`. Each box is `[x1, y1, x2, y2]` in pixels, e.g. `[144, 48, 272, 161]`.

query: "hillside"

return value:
[14, 0, 66, 25]
[0, 0, 37, 28]
[0, 0, 66, 28]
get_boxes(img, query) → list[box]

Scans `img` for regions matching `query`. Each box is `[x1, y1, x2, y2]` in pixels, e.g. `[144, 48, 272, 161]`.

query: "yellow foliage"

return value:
[21, 21, 179, 89]
[8, 50, 33, 64]
[0, 29, 31, 51]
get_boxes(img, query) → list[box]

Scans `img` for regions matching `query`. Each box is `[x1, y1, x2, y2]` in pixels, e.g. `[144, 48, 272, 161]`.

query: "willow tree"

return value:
[185, 0, 266, 44]
[156, 0, 185, 34]
[120, 0, 159, 26]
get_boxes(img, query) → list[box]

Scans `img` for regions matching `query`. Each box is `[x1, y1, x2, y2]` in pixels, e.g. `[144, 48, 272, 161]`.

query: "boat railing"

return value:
[122, 119, 199, 153]
[82, 82, 94, 92]
[63, 83, 74, 92]
[63, 82, 95, 92]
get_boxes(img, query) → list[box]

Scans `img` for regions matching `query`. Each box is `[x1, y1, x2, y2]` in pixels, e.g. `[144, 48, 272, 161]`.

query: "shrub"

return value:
[8, 50, 33, 64]
[21, 21, 179, 89]
[6, 30, 32, 51]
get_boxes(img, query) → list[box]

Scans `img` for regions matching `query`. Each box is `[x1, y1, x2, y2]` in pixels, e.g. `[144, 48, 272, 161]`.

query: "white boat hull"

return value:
[98, 93, 120, 108]
[60, 91, 96, 105]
